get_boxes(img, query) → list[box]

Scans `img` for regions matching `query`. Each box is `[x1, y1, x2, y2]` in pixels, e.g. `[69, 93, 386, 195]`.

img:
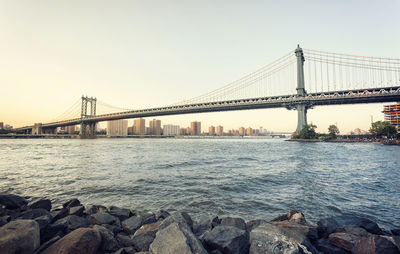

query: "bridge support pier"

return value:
[296, 104, 308, 132]
[32, 123, 43, 135]
[79, 122, 97, 138]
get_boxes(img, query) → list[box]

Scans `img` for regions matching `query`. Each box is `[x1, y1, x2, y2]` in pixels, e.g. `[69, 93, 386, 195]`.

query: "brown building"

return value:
[383, 102, 400, 130]
[0, 122, 3, 129]
[216, 125, 223, 136]
[149, 119, 162, 135]
[134, 118, 146, 135]
[65, 125, 76, 134]
[238, 127, 245, 136]
[191, 121, 201, 135]
[179, 128, 187, 135]
[107, 120, 128, 136]
[209, 126, 215, 135]
[246, 127, 253, 136]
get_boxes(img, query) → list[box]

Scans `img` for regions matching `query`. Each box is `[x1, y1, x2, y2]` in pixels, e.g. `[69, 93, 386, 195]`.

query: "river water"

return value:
[0, 138, 399, 229]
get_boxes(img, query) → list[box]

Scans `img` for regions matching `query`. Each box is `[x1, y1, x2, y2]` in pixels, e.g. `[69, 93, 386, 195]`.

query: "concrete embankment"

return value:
[1, 194, 399, 254]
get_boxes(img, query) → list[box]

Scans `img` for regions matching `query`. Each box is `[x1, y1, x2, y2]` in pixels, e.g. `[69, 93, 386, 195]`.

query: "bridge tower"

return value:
[295, 45, 308, 132]
[80, 96, 97, 137]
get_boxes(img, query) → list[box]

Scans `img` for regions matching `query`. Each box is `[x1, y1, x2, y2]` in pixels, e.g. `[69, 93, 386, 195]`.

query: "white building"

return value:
[163, 124, 180, 136]
[107, 120, 128, 136]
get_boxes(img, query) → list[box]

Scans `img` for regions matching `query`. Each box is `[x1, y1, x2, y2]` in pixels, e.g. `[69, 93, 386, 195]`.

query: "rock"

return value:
[90, 212, 118, 225]
[392, 229, 400, 236]
[51, 208, 69, 222]
[246, 220, 266, 232]
[0, 216, 7, 227]
[335, 225, 371, 237]
[103, 223, 124, 235]
[249, 222, 318, 254]
[42, 227, 101, 254]
[317, 216, 383, 238]
[271, 210, 307, 224]
[34, 235, 61, 254]
[221, 217, 247, 231]
[53, 215, 90, 232]
[0, 219, 40, 254]
[131, 233, 155, 252]
[41, 223, 67, 243]
[181, 212, 194, 230]
[316, 238, 349, 254]
[353, 235, 400, 254]
[34, 214, 52, 234]
[114, 247, 136, 254]
[18, 208, 51, 219]
[62, 198, 81, 209]
[139, 211, 157, 225]
[116, 233, 135, 247]
[271, 220, 318, 244]
[69, 205, 85, 216]
[150, 222, 207, 254]
[134, 220, 163, 238]
[194, 215, 220, 237]
[203, 225, 249, 254]
[29, 198, 52, 211]
[0, 194, 28, 209]
[86, 205, 107, 215]
[122, 216, 142, 234]
[158, 212, 193, 231]
[108, 206, 132, 221]
[93, 225, 120, 252]
[155, 210, 170, 221]
[329, 232, 360, 251]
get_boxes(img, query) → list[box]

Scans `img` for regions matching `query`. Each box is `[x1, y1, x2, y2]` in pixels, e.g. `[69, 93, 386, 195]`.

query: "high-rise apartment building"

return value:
[179, 128, 187, 135]
[246, 127, 253, 136]
[209, 126, 215, 135]
[0, 122, 3, 129]
[149, 119, 162, 135]
[383, 102, 400, 130]
[134, 118, 146, 135]
[107, 120, 128, 136]
[238, 127, 245, 136]
[191, 121, 201, 135]
[163, 125, 180, 136]
[216, 125, 223, 136]
[65, 125, 76, 134]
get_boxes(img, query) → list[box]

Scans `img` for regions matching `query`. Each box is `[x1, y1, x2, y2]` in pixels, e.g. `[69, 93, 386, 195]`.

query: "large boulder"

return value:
[317, 216, 383, 238]
[28, 198, 52, 211]
[271, 210, 307, 224]
[220, 217, 246, 231]
[271, 220, 318, 244]
[0, 219, 40, 254]
[18, 208, 51, 220]
[131, 220, 163, 251]
[150, 222, 207, 254]
[90, 212, 118, 225]
[158, 212, 194, 231]
[194, 215, 221, 238]
[50, 208, 69, 223]
[69, 205, 85, 216]
[108, 206, 132, 221]
[155, 210, 170, 221]
[0, 194, 27, 209]
[86, 205, 107, 215]
[315, 238, 349, 254]
[41, 223, 67, 243]
[122, 216, 142, 234]
[42, 227, 101, 254]
[53, 215, 90, 232]
[93, 225, 119, 252]
[62, 198, 81, 209]
[203, 225, 249, 254]
[353, 235, 400, 254]
[249, 222, 318, 254]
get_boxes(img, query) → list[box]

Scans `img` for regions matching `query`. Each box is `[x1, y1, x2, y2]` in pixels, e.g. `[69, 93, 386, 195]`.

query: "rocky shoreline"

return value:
[1, 194, 399, 254]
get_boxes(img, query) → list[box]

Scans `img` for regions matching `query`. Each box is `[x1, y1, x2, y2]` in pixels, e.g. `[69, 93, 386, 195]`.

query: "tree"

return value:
[328, 124, 339, 138]
[292, 124, 319, 139]
[369, 121, 397, 137]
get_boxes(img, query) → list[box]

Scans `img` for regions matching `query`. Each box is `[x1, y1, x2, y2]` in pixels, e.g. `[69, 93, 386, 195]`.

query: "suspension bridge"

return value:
[15, 45, 400, 136]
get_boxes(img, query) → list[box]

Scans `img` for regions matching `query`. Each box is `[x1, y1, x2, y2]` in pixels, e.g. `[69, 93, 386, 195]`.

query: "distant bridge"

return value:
[15, 45, 400, 136]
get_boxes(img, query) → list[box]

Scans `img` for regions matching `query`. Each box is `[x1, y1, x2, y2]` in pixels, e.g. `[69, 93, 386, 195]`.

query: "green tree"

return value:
[369, 121, 397, 137]
[328, 124, 339, 137]
[292, 124, 319, 139]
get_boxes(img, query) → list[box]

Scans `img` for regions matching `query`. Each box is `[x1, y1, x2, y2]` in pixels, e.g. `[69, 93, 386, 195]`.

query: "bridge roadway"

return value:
[15, 86, 400, 132]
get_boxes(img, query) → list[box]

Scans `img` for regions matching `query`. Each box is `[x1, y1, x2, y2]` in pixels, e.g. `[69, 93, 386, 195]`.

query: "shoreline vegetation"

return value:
[1, 194, 400, 254]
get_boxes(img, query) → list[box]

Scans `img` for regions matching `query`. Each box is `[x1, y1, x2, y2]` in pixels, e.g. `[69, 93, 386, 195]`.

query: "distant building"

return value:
[134, 118, 146, 135]
[383, 102, 400, 130]
[238, 127, 245, 136]
[216, 125, 223, 136]
[149, 119, 162, 135]
[0, 122, 3, 129]
[191, 121, 201, 135]
[186, 127, 191, 135]
[246, 127, 253, 136]
[209, 126, 215, 135]
[127, 127, 133, 135]
[179, 128, 187, 135]
[65, 125, 76, 134]
[354, 128, 362, 135]
[107, 120, 128, 136]
[163, 125, 180, 136]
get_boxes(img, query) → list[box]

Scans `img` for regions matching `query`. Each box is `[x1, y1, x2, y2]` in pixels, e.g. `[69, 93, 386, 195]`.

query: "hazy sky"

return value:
[1, 0, 399, 133]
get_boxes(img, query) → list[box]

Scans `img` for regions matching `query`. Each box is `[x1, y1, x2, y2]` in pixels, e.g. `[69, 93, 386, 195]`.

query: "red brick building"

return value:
[383, 102, 400, 130]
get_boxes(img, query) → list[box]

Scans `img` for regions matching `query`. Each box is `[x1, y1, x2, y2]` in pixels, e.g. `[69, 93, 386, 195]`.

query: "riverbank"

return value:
[1, 194, 399, 254]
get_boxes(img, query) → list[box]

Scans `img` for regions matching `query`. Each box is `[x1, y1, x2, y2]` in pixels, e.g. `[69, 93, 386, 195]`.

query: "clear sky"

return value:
[1, 0, 399, 133]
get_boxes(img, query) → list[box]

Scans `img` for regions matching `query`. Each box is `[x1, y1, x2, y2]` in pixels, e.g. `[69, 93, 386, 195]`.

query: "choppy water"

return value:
[0, 138, 399, 229]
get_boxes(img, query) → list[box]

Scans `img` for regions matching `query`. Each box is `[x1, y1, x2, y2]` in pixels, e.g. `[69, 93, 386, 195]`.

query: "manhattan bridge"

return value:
[15, 45, 400, 136]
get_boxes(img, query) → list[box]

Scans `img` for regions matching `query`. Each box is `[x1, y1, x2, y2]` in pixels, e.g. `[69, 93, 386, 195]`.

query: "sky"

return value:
[1, 0, 399, 133]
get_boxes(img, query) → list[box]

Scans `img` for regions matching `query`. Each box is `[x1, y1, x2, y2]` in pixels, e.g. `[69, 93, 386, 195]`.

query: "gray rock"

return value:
[33, 235, 61, 254]
[150, 222, 208, 254]
[41, 223, 67, 243]
[158, 212, 193, 231]
[246, 220, 267, 232]
[140, 211, 157, 225]
[103, 223, 124, 235]
[18, 208, 51, 219]
[392, 229, 400, 236]
[155, 209, 170, 221]
[108, 206, 132, 221]
[93, 225, 120, 252]
[62, 198, 81, 209]
[221, 217, 247, 231]
[271, 220, 318, 244]
[194, 215, 221, 237]
[316, 238, 349, 254]
[42, 227, 101, 254]
[271, 210, 307, 224]
[131, 233, 155, 252]
[134, 220, 162, 238]
[203, 225, 249, 254]
[317, 216, 383, 238]
[69, 205, 85, 216]
[116, 233, 135, 247]
[0, 219, 40, 253]
[34, 214, 52, 234]
[249, 222, 318, 254]
[0, 194, 28, 209]
[353, 235, 400, 254]
[90, 212, 118, 225]
[86, 204, 107, 215]
[122, 216, 142, 234]
[29, 198, 52, 211]
[114, 247, 136, 254]
[0, 216, 7, 227]
[50, 207, 69, 222]
[329, 232, 360, 251]
[53, 215, 90, 232]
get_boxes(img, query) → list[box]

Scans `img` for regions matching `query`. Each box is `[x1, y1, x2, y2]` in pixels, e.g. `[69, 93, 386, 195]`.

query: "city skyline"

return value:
[1, 1, 399, 133]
